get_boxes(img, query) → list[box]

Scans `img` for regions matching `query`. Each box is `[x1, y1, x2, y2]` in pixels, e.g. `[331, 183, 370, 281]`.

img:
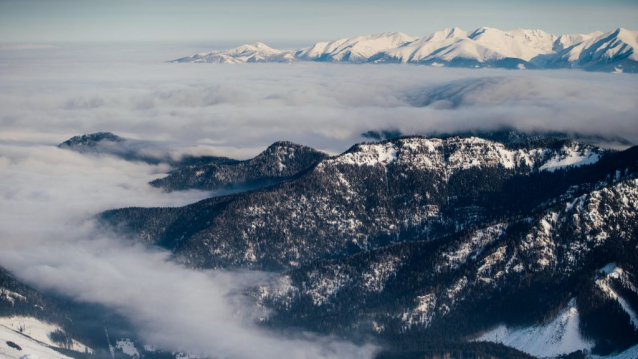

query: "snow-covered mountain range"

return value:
[172, 27, 638, 72]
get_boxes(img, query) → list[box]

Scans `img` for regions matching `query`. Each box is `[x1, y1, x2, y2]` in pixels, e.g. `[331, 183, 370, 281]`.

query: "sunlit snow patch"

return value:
[540, 148, 600, 172]
[475, 298, 594, 358]
[0, 316, 94, 358]
[0, 316, 92, 354]
[116, 338, 140, 358]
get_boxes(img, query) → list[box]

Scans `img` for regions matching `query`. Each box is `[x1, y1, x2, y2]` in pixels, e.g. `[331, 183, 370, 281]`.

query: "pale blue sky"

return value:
[1, 0, 637, 44]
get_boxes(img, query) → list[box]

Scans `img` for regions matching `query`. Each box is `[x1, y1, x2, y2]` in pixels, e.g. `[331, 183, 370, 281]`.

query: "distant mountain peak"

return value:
[58, 132, 124, 148]
[251, 41, 271, 48]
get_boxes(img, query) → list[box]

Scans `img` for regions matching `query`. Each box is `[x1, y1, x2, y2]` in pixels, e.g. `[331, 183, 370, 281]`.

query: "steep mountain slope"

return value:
[172, 27, 638, 72]
[150, 141, 328, 192]
[553, 31, 604, 52]
[550, 28, 638, 72]
[101, 136, 616, 271]
[373, 27, 555, 68]
[370, 27, 467, 64]
[296, 32, 416, 63]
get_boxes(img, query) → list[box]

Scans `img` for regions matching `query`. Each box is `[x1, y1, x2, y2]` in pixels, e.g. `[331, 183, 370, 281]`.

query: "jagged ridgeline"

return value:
[98, 134, 638, 359]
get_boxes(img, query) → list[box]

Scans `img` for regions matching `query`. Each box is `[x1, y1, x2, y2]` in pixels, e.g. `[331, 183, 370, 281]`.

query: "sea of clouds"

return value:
[2, 44, 637, 157]
[0, 43, 636, 358]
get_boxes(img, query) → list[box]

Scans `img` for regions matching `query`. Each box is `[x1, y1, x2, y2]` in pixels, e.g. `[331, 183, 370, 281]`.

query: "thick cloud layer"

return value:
[1, 45, 637, 159]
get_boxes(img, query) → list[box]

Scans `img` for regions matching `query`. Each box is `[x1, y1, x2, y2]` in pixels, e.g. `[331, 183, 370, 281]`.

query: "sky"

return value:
[1, 0, 637, 44]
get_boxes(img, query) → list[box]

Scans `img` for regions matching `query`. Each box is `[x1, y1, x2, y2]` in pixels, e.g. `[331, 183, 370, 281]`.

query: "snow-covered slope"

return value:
[476, 299, 594, 358]
[550, 28, 638, 72]
[0, 316, 92, 358]
[553, 31, 604, 52]
[172, 27, 638, 72]
[0, 316, 92, 354]
[371, 27, 469, 64]
[0, 324, 71, 359]
[539, 145, 601, 172]
[296, 32, 416, 63]
[329, 136, 602, 173]
[383, 26, 556, 66]
[172, 42, 295, 64]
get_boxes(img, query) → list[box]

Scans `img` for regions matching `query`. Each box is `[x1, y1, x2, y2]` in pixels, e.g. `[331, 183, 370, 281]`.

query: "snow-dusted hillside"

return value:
[255, 176, 638, 357]
[327, 137, 602, 173]
[103, 136, 612, 270]
[171, 27, 638, 72]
